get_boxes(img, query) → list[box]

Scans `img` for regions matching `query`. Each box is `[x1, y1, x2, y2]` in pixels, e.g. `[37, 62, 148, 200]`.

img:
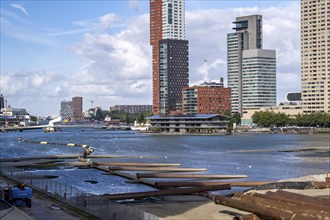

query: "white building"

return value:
[161, 0, 185, 40]
[242, 49, 276, 109]
[227, 15, 277, 114]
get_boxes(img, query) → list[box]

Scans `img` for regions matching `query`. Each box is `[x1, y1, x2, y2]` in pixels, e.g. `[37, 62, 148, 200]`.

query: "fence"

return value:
[0, 162, 159, 220]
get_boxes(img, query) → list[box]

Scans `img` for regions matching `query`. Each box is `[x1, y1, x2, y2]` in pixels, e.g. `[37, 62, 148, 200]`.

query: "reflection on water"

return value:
[1, 128, 329, 194]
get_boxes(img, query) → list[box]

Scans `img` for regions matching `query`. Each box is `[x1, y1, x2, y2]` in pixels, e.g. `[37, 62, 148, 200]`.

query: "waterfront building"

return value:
[60, 100, 72, 122]
[241, 104, 303, 125]
[182, 79, 231, 114]
[72, 97, 84, 123]
[301, 0, 329, 113]
[110, 105, 152, 113]
[242, 49, 276, 109]
[227, 15, 276, 114]
[159, 39, 189, 114]
[147, 114, 230, 133]
[150, 0, 189, 115]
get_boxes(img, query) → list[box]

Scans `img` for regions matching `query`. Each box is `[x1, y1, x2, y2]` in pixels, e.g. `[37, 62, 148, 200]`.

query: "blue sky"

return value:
[1, 0, 301, 116]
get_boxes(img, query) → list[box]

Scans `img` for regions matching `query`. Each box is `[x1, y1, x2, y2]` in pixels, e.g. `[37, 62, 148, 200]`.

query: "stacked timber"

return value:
[210, 190, 330, 220]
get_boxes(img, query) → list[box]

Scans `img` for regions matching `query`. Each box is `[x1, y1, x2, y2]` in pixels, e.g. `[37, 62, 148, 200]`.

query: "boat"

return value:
[130, 121, 150, 131]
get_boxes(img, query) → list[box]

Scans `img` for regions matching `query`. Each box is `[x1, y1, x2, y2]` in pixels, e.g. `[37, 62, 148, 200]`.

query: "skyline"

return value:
[1, 0, 301, 116]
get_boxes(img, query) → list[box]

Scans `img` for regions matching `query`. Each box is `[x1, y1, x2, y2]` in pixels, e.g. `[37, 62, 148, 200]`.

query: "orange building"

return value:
[183, 82, 231, 114]
[150, 0, 162, 114]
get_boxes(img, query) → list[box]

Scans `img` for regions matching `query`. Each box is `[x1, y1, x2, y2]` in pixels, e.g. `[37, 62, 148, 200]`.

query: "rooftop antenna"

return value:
[89, 100, 94, 108]
[204, 59, 208, 82]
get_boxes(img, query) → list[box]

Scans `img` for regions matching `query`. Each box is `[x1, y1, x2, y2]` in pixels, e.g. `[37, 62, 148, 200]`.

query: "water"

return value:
[1, 128, 329, 195]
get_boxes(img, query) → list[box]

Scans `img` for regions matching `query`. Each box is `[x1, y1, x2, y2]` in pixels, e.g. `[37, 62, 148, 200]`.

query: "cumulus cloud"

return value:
[68, 13, 152, 107]
[186, 2, 301, 103]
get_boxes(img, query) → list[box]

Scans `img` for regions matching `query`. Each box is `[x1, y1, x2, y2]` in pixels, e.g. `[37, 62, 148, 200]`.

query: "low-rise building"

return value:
[110, 105, 152, 113]
[147, 114, 230, 134]
[241, 103, 303, 125]
[182, 79, 231, 115]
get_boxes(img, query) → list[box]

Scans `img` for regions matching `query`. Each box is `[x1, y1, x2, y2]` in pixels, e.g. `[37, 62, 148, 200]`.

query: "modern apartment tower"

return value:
[150, 0, 189, 115]
[301, 0, 329, 113]
[227, 15, 276, 114]
[60, 100, 72, 121]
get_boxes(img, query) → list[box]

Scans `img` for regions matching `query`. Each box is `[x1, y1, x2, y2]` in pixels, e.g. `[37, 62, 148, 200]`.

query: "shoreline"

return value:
[1, 173, 329, 220]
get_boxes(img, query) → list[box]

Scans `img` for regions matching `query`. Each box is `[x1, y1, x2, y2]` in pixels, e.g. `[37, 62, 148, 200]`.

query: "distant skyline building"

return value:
[110, 105, 152, 113]
[0, 94, 4, 110]
[71, 96, 84, 122]
[60, 100, 72, 121]
[150, 0, 189, 115]
[183, 80, 231, 115]
[227, 15, 276, 114]
[301, 0, 329, 113]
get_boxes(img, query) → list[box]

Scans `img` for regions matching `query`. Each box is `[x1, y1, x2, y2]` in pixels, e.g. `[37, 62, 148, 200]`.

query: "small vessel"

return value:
[44, 126, 56, 132]
[131, 121, 149, 131]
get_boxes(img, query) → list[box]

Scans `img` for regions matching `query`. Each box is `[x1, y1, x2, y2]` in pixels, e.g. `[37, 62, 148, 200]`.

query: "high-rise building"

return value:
[72, 96, 83, 122]
[60, 100, 72, 121]
[183, 80, 231, 115]
[227, 15, 276, 114]
[301, 0, 329, 113]
[150, 0, 189, 115]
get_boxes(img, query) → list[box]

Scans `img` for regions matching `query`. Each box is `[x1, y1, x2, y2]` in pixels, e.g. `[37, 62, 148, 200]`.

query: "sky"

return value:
[0, 0, 301, 116]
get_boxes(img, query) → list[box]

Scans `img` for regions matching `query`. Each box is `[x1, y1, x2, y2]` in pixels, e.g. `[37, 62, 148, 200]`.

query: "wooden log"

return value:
[109, 166, 207, 172]
[274, 190, 330, 208]
[233, 192, 330, 219]
[93, 165, 157, 187]
[137, 173, 247, 179]
[250, 191, 330, 213]
[101, 184, 231, 200]
[155, 181, 271, 188]
[233, 214, 262, 220]
[94, 162, 181, 167]
[211, 194, 314, 220]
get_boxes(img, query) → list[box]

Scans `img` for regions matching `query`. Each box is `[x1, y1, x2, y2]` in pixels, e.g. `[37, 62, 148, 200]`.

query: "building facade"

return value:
[110, 105, 152, 113]
[301, 0, 329, 113]
[71, 97, 83, 122]
[60, 100, 72, 121]
[0, 94, 4, 109]
[147, 114, 230, 133]
[227, 15, 276, 114]
[183, 81, 231, 115]
[160, 39, 189, 114]
[242, 49, 276, 109]
[150, 0, 189, 115]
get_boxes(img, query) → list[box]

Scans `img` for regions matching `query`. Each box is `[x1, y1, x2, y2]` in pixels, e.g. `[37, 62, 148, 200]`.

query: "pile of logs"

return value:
[209, 190, 330, 220]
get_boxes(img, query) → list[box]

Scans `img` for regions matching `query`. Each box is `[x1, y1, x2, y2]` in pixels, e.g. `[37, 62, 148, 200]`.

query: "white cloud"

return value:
[10, 3, 30, 17]
[67, 13, 152, 108]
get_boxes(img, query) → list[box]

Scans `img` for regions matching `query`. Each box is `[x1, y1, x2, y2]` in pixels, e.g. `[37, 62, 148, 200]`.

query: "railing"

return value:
[0, 163, 159, 220]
